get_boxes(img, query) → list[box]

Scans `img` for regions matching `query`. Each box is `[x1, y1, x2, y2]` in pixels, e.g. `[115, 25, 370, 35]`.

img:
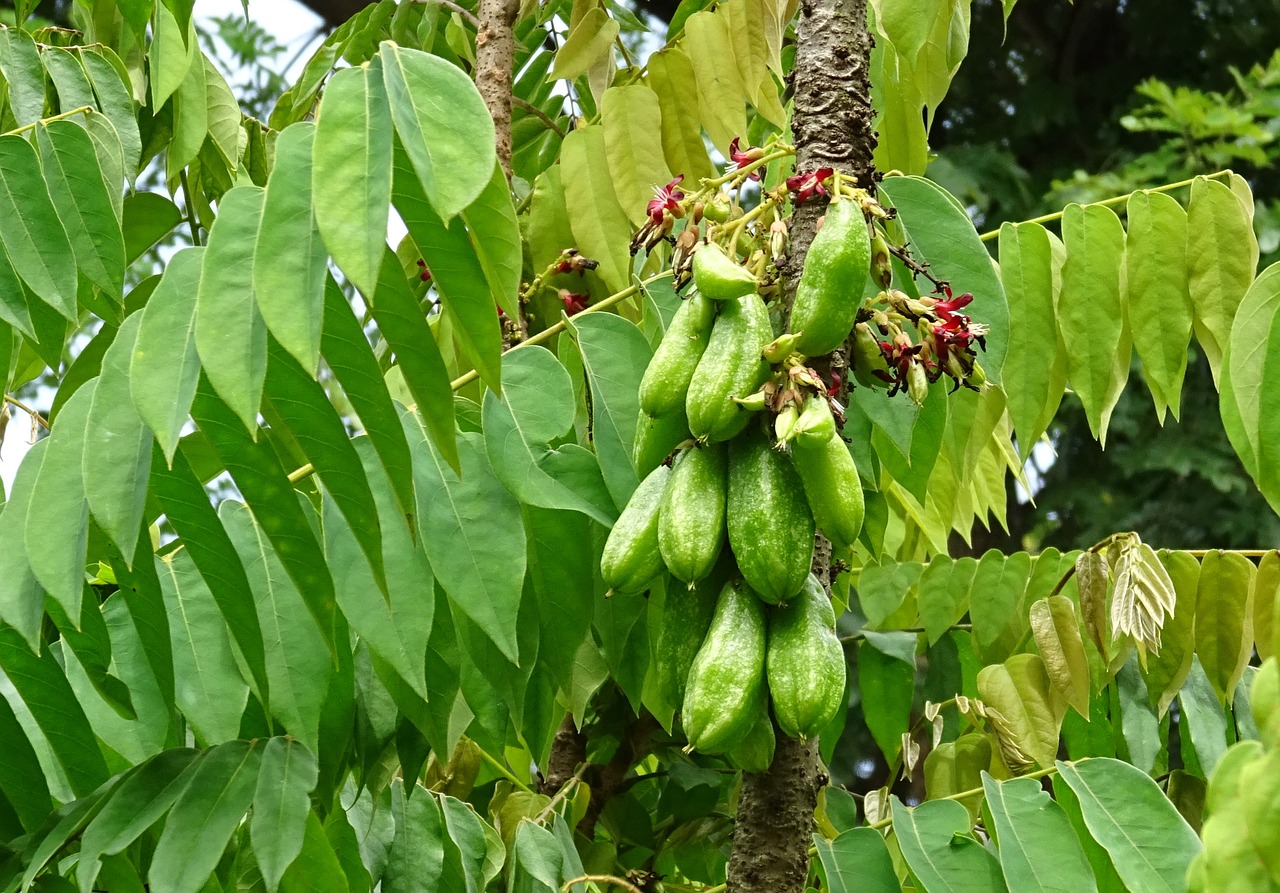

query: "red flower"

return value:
[934, 290, 973, 329]
[729, 138, 764, 181]
[826, 369, 842, 397]
[560, 290, 590, 316]
[416, 259, 432, 283]
[785, 167, 833, 203]
[647, 175, 686, 225]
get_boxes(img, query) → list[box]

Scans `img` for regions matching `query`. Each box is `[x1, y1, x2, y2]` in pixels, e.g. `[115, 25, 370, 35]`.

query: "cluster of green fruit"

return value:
[601, 197, 878, 761]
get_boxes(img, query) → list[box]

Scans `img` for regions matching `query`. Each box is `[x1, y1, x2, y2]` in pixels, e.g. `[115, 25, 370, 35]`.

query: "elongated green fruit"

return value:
[767, 574, 846, 739]
[727, 710, 776, 773]
[658, 443, 727, 584]
[601, 464, 671, 593]
[651, 575, 720, 723]
[790, 430, 864, 551]
[727, 430, 814, 604]
[790, 201, 870, 357]
[633, 407, 689, 478]
[683, 579, 767, 753]
[639, 291, 715, 416]
[692, 242, 757, 301]
[686, 293, 772, 442]
[791, 394, 836, 446]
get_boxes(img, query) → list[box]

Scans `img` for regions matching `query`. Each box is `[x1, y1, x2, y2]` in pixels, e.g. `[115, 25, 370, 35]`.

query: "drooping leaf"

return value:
[859, 631, 917, 762]
[1194, 549, 1254, 704]
[0, 695, 52, 833]
[1029, 595, 1091, 718]
[977, 652, 1063, 771]
[0, 28, 46, 126]
[601, 85, 673, 228]
[681, 10, 747, 154]
[123, 192, 184, 265]
[1188, 176, 1257, 385]
[0, 135, 78, 320]
[551, 8, 618, 81]
[981, 774, 1097, 893]
[1179, 656, 1228, 776]
[1221, 263, 1280, 508]
[1143, 550, 1199, 717]
[80, 47, 143, 180]
[0, 440, 51, 646]
[645, 48, 716, 183]
[559, 126, 633, 293]
[251, 738, 319, 893]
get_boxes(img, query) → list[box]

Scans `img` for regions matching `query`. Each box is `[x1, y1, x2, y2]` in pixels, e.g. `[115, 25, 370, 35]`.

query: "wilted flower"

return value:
[785, 167, 833, 203]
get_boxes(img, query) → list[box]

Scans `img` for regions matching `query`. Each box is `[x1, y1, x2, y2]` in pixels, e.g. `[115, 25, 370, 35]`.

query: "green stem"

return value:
[1, 104, 93, 137]
[477, 745, 534, 794]
[865, 763, 1061, 830]
[976, 170, 1233, 242]
[3, 394, 49, 430]
[179, 169, 202, 247]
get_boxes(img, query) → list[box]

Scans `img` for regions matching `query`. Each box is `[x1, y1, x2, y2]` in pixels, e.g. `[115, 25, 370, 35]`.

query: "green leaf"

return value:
[0, 135, 78, 319]
[1253, 550, 1279, 662]
[320, 275, 417, 526]
[859, 632, 916, 761]
[977, 653, 1063, 771]
[1188, 176, 1256, 385]
[440, 793, 494, 893]
[566, 312, 652, 508]
[1194, 549, 1254, 704]
[166, 40, 208, 175]
[43, 45, 96, 110]
[880, 176, 1010, 383]
[254, 122, 325, 375]
[25, 383, 92, 617]
[85, 312, 151, 561]
[645, 49, 716, 183]
[682, 10, 747, 154]
[407, 422, 525, 663]
[601, 85, 673, 228]
[251, 738, 319, 893]
[1055, 757, 1201, 893]
[1058, 202, 1129, 444]
[280, 811, 350, 893]
[130, 247, 204, 462]
[510, 819, 566, 892]
[1143, 550, 1199, 717]
[0, 624, 110, 797]
[191, 378, 338, 643]
[313, 62, 392, 298]
[220, 501, 331, 750]
[149, 446, 270, 702]
[0, 242, 35, 338]
[80, 47, 143, 180]
[150, 1, 195, 108]
[525, 506, 595, 697]
[392, 148, 506, 392]
[483, 346, 616, 524]
[981, 774, 1097, 893]
[917, 554, 977, 645]
[814, 827, 899, 893]
[969, 549, 1031, 664]
[201, 53, 240, 171]
[384, 781, 461, 893]
[0, 439, 50, 646]
[551, 8, 618, 81]
[0, 695, 52, 833]
[0, 28, 45, 126]
[998, 222, 1065, 453]
[149, 740, 264, 893]
[560, 126, 633, 293]
[1115, 654, 1160, 774]
[1029, 595, 1091, 718]
[892, 796, 1008, 893]
[1179, 656, 1228, 776]
[379, 41, 494, 221]
[196, 185, 267, 434]
[1221, 263, 1280, 507]
[123, 192, 184, 265]
[1125, 191, 1191, 421]
[367, 246, 458, 472]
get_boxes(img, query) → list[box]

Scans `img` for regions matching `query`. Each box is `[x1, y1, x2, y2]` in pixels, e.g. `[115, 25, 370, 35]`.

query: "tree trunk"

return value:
[726, 1, 875, 890]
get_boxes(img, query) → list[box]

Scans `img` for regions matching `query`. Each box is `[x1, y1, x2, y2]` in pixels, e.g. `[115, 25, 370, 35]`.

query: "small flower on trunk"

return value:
[785, 167, 834, 203]
[729, 138, 765, 181]
[647, 175, 686, 225]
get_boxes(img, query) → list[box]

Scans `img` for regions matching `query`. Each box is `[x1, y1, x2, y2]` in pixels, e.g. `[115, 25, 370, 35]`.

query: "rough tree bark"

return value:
[474, 0, 519, 181]
[725, 1, 875, 890]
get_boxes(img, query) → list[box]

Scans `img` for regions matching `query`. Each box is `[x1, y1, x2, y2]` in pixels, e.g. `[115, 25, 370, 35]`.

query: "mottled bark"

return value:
[726, 1, 875, 890]
[475, 0, 519, 180]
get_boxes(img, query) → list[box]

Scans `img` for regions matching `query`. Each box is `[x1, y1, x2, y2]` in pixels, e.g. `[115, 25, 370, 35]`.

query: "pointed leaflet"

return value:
[1056, 758, 1201, 893]
[814, 828, 899, 893]
[36, 120, 126, 300]
[1194, 550, 1254, 705]
[977, 653, 1063, 771]
[0, 624, 110, 797]
[0, 135, 78, 320]
[0, 242, 35, 338]
[999, 222, 1065, 454]
[601, 85, 673, 228]
[25, 383, 93, 618]
[859, 633, 917, 762]
[220, 502, 331, 750]
[149, 740, 264, 893]
[0, 28, 45, 126]
[0, 696, 53, 833]
[150, 1, 196, 108]
[264, 338, 389, 593]
[251, 738, 319, 893]
[392, 148, 506, 392]
[85, 312, 152, 560]
[383, 780, 462, 893]
[196, 186, 268, 434]
[407, 419, 526, 664]
[319, 275, 417, 525]
[682, 10, 747, 155]
[1125, 191, 1191, 421]
[1188, 176, 1256, 385]
[1058, 203, 1129, 444]
[367, 246, 458, 472]
[981, 774, 1098, 893]
[566, 312, 652, 509]
[1179, 657, 1228, 775]
[191, 378, 338, 644]
[870, 33, 929, 176]
[440, 793, 496, 893]
[201, 53, 240, 172]
[646, 49, 716, 183]
[1029, 595, 1091, 718]
[1221, 262, 1280, 508]
[279, 812, 350, 893]
[149, 446, 270, 701]
[166, 42, 208, 176]
[80, 47, 143, 179]
[891, 797, 1008, 893]
[1143, 550, 1198, 717]
[560, 126, 633, 293]
[1254, 550, 1279, 661]
[552, 8, 618, 80]
[880, 176, 1010, 382]
[313, 62, 392, 298]
[255, 122, 326, 375]
[43, 44, 96, 111]
[483, 346, 616, 525]
[379, 41, 494, 221]
[0, 439, 47, 647]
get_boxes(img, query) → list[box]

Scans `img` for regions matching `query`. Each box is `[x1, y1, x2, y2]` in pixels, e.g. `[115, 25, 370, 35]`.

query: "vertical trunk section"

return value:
[476, 0, 519, 180]
[726, 1, 875, 890]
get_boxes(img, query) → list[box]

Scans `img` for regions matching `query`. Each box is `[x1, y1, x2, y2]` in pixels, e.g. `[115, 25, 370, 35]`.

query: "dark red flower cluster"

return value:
[560, 290, 589, 316]
[785, 168, 833, 203]
[729, 138, 765, 181]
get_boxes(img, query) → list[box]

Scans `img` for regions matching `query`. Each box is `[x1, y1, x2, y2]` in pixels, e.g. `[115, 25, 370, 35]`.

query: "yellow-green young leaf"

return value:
[1030, 595, 1091, 718]
[646, 49, 716, 183]
[552, 8, 618, 81]
[999, 222, 1065, 457]
[1195, 550, 1255, 705]
[682, 10, 748, 154]
[1188, 176, 1257, 385]
[0, 28, 46, 126]
[871, 0, 947, 67]
[721, 0, 782, 126]
[870, 36, 928, 176]
[560, 126, 632, 293]
[923, 734, 991, 819]
[1220, 264, 1280, 507]
[0, 135, 78, 320]
[1254, 551, 1280, 661]
[1144, 550, 1199, 717]
[601, 86, 673, 229]
[977, 653, 1063, 771]
[1126, 190, 1191, 422]
[1227, 172, 1261, 274]
[313, 62, 393, 299]
[1060, 203, 1129, 445]
[526, 165, 576, 276]
[196, 185, 267, 434]
[912, 0, 971, 126]
[379, 41, 495, 222]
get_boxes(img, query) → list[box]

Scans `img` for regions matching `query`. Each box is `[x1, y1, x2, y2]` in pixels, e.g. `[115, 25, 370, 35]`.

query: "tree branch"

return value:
[475, 0, 518, 181]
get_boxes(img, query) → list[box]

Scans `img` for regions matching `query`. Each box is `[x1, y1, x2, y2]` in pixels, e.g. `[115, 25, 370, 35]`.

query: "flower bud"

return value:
[869, 227, 892, 289]
[907, 361, 929, 406]
[763, 332, 803, 364]
[774, 404, 800, 444]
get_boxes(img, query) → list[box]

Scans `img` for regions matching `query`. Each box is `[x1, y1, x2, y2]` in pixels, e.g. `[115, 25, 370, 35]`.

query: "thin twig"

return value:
[532, 762, 588, 824]
[563, 875, 643, 893]
[3, 395, 50, 430]
[513, 96, 566, 137]
[477, 746, 534, 794]
[410, 0, 480, 28]
[1, 104, 93, 137]
[179, 169, 202, 247]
